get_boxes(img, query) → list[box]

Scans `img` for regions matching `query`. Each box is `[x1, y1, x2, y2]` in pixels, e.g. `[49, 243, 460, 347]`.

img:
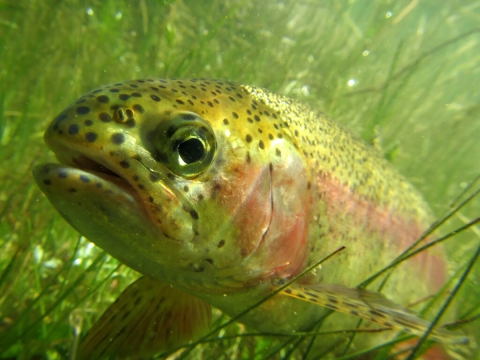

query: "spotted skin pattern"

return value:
[33, 79, 468, 358]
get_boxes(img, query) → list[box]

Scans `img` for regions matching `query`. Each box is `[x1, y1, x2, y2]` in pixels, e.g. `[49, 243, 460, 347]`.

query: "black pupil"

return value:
[178, 138, 205, 164]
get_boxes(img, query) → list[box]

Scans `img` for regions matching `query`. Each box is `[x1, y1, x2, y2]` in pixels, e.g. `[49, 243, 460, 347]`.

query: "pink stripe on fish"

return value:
[318, 172, 446, 292]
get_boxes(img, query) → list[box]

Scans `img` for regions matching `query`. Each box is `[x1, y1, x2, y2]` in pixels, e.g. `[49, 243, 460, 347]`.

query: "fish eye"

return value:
[154, 112, 217, 178]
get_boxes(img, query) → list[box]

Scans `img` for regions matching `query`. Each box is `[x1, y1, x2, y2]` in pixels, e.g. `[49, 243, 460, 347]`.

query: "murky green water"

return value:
[0, 1, 479, 358]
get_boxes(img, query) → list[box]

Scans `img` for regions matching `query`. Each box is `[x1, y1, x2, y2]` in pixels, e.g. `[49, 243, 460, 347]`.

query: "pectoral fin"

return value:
[280, 283, 469, 346]
[78, 276, 211, 359]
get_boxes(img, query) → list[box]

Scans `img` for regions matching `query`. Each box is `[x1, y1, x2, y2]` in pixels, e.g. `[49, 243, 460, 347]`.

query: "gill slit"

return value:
[258, 163, 274, 249]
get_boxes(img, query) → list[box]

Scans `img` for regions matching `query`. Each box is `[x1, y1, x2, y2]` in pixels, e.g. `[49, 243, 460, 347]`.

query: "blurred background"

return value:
[0, 0, 479, 358]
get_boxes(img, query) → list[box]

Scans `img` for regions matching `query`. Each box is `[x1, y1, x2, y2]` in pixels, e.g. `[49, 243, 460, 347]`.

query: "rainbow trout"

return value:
[33, 79, 469, 358]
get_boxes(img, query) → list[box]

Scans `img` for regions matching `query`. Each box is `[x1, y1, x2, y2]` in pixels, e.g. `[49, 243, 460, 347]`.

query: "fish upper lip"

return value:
[71, 153, 121, 178]
[50, 141, 135, 191]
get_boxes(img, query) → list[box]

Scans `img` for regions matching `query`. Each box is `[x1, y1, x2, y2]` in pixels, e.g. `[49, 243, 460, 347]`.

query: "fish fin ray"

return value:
[78, 276, 211, 359]
[280, 283, 470, 346]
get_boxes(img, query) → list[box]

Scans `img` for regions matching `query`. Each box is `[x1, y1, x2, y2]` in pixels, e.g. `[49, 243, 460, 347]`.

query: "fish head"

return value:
[33, 79, 313, 291]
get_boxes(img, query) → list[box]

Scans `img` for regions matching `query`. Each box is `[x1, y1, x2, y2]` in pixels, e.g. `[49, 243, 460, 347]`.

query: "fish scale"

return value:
[33, 78, 470, 359]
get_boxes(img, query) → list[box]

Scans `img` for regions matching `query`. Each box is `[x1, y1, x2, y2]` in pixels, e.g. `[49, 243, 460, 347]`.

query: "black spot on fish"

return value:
[131, 92, 142, 97]
[175, 99, 185, 105]
[350, 310, 359, 316]
[111, 133, 125, 144]
[80, 175, 90, 183]
[327, 296, 338, 304]
[69, 188, 77, 193]
[217, 239, 225, 248]
[119, 160, 130, 168]
[149, 196, 154, 203]
[133, 104, 144, 113]
[85, 132, 98, 142]
[150, 95, 161, 102]
[109, 88, 119, 93]
[97, 95, 110, 104]
[68, 124, 79, 135]
[259, 140, 265, 149]
[84, 119, 93, 126]
[76, 106, 90, 115]
[149, 173, 159, 182]
[125, 119, 136, 128]
[223, 118, 229, 125]
[369, 310, 386, 318]
[58, 170, 68, 178]
[119, 94, 130, 101]
[43, 179, 51, 185]
[190, 209, 199, 220]
[232, 112, 239, 119]
[246, 134, 252, 143]
[99, 112, 111, 122]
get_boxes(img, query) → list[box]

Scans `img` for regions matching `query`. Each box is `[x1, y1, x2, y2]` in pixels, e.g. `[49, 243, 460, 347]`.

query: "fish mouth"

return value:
[52, 142, 139, 197]
[37, 135, 195, 242]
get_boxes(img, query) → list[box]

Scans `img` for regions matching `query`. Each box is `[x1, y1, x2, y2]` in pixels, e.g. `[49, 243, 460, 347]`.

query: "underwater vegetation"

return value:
[0, 0, 479, 359]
